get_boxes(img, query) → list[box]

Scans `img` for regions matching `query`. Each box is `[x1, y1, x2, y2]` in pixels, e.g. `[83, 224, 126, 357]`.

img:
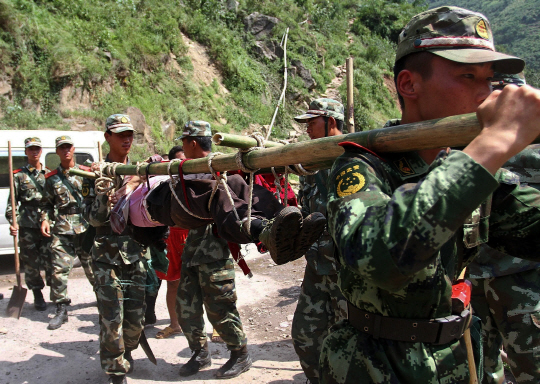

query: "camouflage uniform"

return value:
[176, 224, 247, 351]
[320, 7, 529, 383]
[42, 161, 95, 304]
[6, 161, 52, 290]
[293, 170, 347, 384]
[84, 147, 148, 375]
[468, 144, 540, 384]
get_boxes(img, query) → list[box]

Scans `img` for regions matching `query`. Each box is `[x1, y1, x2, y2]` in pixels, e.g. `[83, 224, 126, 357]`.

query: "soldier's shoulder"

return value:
[45, 169, 58, 179]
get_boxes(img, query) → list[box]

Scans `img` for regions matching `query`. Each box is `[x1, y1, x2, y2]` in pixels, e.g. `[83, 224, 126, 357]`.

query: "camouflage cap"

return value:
[24, 137, 42, 148]
[492, 72, 526, 90]
[105, 114, 135, 133]
[396, 6, 524, 74]
[294, 98, 344, 123]
[176, 121, 212, 140]
[55, 136, 74, 147]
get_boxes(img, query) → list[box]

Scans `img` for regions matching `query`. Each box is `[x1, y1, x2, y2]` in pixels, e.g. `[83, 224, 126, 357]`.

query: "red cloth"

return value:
[156, 227, 189, 281]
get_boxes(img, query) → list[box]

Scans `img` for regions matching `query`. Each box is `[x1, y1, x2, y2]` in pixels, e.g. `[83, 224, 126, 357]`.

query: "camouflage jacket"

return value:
[41, 164, 88, 235]
[182, 224, 231, 268]
[84, 155, 147, 265]
[298, 169, 338, 275]
[468, 144, 540, 279]
[327, 140, 540, 321]
[5, 164, 49, 229]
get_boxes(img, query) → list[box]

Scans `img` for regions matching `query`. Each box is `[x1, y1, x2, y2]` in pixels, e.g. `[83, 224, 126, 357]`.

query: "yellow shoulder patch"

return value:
[81, 182, 90, 197]
[335, 164, 366, 197]
[476, 19, 490, 40]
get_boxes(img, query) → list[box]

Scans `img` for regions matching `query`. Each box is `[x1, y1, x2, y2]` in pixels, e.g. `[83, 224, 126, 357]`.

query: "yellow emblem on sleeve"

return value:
[336, 167, 366, 197]
[476, 19, 490, 40]
[81, 185, 90, 197]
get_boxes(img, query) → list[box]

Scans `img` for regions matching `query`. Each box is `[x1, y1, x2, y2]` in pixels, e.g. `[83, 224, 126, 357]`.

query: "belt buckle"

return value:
[433, 309, 470, 345]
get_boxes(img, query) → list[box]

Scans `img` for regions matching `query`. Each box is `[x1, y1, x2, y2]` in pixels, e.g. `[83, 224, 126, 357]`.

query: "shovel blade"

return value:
[6, 285, 27, 319]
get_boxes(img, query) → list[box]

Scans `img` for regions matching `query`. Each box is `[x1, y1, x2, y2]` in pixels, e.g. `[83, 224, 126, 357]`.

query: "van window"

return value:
[0, 155, 28, 188]
[45, 153, 95, 171]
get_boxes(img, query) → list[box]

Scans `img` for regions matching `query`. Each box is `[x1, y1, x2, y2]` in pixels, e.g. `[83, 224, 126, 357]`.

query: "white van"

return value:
[0, 130, 104, 255]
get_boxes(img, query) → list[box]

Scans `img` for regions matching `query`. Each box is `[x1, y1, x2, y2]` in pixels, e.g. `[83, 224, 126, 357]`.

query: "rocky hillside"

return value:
[5, 1, 532, 160]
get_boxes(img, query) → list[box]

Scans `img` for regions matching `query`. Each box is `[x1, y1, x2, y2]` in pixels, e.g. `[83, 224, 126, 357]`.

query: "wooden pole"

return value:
[346, 57, 355, 133]
[212, 133, 284, 149]
[70, 113, 488, 178]
[98, 141, 103, 162]
[8, 142, 21, 288]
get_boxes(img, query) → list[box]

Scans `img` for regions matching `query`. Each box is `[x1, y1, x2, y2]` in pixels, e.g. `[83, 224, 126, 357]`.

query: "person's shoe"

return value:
[258, 206, 303, 265]
[33, 289, 47, 311]
[108, 374, 127, 384]
[179, 343, 212, 377]
[215, 345, 252, 379]
[124, 350, 134, 374]
[292, 212, 327, 263]
[72, 256, 82, 268]
[47, 303, 68, 330]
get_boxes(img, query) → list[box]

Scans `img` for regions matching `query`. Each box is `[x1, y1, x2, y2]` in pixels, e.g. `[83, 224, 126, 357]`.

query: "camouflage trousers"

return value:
[176, 258, 247, 351]
[319, 320, 472, 383]
[93, 259, 146, 375]
[50, 233, 95, 304]
[470, 269, 540, 384]
[18, 227, 52, 290]
[291, 266, 347, 384]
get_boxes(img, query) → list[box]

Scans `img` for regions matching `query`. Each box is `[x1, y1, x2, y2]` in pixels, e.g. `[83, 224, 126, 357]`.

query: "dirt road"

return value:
[0, 245, 308, 384]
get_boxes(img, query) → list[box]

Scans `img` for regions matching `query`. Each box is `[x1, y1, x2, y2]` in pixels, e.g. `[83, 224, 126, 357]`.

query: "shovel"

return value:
[6, 141, 27, 318]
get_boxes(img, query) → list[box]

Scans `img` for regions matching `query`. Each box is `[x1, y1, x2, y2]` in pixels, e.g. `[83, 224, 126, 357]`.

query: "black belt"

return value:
[20, 201, 40, 207]
[58, 207, 82, 214]
[347, 302, 471, 345]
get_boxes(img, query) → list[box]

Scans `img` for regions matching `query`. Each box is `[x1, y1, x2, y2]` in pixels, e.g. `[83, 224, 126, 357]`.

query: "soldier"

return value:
[6, 137, 51, 311]
[319, 6, 540, 383]
[292, 99, 347, 384]
[467, 73, 540, 384]
[83, 114, 147, 384]
[174, 121, 252, 379]
[40, 136, 95, 330]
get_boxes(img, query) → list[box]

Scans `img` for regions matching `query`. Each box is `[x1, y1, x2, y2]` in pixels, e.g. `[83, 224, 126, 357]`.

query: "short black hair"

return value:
[168, 145, 184, 160]
[324, 116, 344, 132]
[184, 136, 212, 151]
[393, 52, 434, 110]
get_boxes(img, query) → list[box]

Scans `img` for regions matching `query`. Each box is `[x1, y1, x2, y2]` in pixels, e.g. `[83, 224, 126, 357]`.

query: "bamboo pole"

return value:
[70, 113, 486, 179]
[346, 57, 355, 133]
[212, 133, 284, 149]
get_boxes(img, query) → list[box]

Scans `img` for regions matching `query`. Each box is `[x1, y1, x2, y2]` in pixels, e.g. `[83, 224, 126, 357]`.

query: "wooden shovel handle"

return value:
[8, 141, 21, 287]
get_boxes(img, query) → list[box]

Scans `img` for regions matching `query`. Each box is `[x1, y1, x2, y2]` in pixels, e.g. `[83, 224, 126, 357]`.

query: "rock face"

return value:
[291, 59, 316, 90]
[126, 106, 156, 154]
[252, 40, 284, 61]
[244, 12, 279, 39]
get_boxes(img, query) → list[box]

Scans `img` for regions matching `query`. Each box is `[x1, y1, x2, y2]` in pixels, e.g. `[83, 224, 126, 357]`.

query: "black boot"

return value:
[108, 374, 127, 384]
[124, 350, 134, 374]
[47, 303, 68, 330]
[215, 345, 252, 379]
[33, 289, 47, 311]
[179, 343, 212, 377]
[144, 294, 157, 326]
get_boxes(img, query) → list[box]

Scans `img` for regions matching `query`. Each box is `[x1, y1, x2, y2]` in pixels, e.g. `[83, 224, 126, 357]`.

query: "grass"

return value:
[0, 0, 427, 158]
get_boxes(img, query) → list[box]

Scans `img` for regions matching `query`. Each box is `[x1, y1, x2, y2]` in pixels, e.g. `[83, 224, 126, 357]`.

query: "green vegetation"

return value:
[0, 0, 428, 160]
[427, 0, 540, 88]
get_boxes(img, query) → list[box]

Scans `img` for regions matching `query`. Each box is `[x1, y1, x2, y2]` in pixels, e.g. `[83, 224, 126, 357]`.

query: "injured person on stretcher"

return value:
[110, 168, 326, 265]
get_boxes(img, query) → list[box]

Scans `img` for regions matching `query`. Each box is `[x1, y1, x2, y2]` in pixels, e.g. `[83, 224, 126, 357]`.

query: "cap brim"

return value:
[56, 141, 74, 147]
[25, 144, 42, 148]
[109, 127, 135, 133]
[430, 48, 525, 74]
[294, 113, 321, 123]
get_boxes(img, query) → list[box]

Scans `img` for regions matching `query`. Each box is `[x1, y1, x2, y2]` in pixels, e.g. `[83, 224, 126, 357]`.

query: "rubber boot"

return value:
[108, 374, 127, 384]
[47, 303, 68, 330]
[179, 342, 212, 377]
[33, 289, 47, 311]
[125, 350, 134, 374]
[215, 345, 252, 379]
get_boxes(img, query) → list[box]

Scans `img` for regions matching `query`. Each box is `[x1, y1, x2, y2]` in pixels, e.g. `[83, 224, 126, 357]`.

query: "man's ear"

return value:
[328, 116, 337, 130]
[104, 131, 111, 144]
[396, 69, 419, 102]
